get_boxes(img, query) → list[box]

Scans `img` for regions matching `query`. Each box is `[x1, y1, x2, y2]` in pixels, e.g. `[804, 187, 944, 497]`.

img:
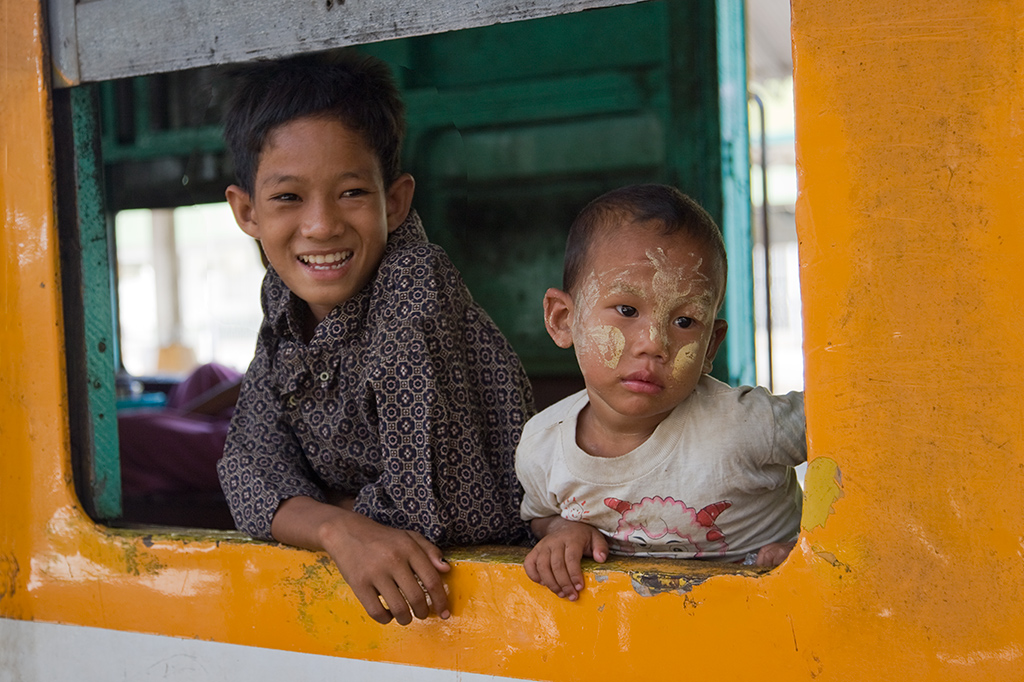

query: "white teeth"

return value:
[300, 251, 350, 267]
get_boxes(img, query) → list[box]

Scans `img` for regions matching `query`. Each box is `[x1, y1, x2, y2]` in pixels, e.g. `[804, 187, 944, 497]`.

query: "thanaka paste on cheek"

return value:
[672, 341, 700, 380]
[591, 325, 626, 368]
[571, 275, 627, 369]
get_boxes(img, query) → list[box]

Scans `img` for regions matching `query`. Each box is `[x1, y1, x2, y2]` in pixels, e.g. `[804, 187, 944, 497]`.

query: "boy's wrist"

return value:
[315, 505, 362, 553]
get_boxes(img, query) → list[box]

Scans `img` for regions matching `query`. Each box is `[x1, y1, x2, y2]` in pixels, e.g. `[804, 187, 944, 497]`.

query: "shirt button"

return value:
[288, 396, 298, 407]
[318, 371, 331, 382]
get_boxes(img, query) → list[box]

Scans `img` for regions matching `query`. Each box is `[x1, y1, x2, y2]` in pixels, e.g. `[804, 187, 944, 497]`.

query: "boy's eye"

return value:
[674, 316, 694, 329]
[271, 193, 299, 202]
[341, 188, 368, 198]
[615, 305, 638, 317]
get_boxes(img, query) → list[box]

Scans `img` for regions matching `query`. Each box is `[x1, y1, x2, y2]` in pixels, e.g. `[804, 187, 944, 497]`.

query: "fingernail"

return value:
[440, 557, 449, 564]
[441, 610, 451, 619]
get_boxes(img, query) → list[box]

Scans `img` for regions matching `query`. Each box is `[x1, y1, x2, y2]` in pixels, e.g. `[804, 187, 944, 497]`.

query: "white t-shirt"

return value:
[516, 376, 806, 562]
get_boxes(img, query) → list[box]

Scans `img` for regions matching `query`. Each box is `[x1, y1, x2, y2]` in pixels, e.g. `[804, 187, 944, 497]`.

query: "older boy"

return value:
[516, 184, 805, 600]
[216, 53, 534, 625]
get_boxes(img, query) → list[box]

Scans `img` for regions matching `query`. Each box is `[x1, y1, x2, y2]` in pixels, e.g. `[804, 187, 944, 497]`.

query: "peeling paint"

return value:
[628, 570, 706, 597]
[810, 545, 852, 573]
[801, 457, 844, 531]
[624, 560, 762, 598]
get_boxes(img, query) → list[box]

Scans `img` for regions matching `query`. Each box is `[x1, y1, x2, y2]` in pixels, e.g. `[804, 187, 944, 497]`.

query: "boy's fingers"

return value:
[377, 581, 414, 626]
[413, 533, 452, 574]
[524, 552, 542, 584]
[563, 544, 585, 594]
[394, 571, 432, 621]
[547, 545, 578, 599]
[351, 583, 395, 625]
[407, 534, 450, 618]
[590, 531, 609, 563]
[533, 547, 563, 595]
[408, 556, 450, 619]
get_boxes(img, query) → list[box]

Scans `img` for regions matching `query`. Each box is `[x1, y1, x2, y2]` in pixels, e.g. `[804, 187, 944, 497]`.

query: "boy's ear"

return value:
[543, 288, 575, 349]
[702, 319, 729, 373]
[385, 173, 416, 232]
[226, 185, 260, 239]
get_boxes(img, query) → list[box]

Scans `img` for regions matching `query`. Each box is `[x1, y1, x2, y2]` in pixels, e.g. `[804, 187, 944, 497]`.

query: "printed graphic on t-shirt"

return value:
[559, 496, 591, 522]
[603, 496, 732, 557]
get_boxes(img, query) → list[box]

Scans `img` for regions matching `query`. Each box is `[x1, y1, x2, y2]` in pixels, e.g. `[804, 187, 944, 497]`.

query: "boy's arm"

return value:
[524, 516, 609, 601]
[271, 495, 451, 625]
[514, 402, 609, 601]
[754, 540, 797, 567]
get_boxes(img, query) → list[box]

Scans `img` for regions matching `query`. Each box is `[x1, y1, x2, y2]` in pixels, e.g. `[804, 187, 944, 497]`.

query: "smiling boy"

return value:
[216, 53, 534, 625]
[516, 184, 805, 600]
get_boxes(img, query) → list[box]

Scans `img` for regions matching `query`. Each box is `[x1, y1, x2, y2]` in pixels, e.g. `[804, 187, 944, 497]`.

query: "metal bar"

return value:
[715, 0, 754, 387]
[69, 85, 123, 519]
[750, 92, 774, 391]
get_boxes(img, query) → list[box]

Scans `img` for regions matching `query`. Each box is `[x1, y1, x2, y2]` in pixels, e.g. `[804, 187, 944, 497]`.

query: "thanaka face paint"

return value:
[672, 341, 700, 380]
[565, 222, 727, 434]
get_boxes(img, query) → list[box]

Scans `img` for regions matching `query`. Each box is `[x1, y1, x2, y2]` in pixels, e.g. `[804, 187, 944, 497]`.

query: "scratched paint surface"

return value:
[3, 0, 1024, 680]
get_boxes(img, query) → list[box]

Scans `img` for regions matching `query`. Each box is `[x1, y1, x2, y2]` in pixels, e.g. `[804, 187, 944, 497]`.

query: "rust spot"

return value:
[122, 543, 166, 576]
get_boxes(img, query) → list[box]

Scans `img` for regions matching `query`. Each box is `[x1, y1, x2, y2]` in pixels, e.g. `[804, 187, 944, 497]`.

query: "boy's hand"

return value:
[754, 540, 796, 567]
[525, 516, 609, 601]
[272, 496, 450, 625]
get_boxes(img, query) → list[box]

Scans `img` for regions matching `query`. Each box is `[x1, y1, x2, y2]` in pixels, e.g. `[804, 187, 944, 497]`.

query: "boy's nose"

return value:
[301, 200, 344, 239]
[631, 322, 670, 359]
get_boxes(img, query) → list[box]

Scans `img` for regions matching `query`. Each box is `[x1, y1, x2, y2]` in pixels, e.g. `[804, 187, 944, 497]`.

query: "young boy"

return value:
[216, 53, 534, 625]
[516, 184, 805, 600]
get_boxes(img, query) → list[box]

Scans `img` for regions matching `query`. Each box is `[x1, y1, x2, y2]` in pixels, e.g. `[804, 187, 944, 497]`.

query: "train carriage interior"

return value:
[55, 0, 803, 533]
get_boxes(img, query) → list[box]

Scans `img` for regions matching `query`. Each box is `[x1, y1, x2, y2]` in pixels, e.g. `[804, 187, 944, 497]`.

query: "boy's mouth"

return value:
[621, 371, 663, 394]
[298, 250, 352, 269]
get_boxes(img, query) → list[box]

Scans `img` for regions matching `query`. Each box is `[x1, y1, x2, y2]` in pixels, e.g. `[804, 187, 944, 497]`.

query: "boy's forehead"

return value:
[587, 221, 725, 288]
[255, 115, 383, 183]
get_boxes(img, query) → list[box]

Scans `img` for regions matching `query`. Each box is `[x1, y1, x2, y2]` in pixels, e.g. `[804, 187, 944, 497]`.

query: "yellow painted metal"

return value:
[2, 0, 1023, 679]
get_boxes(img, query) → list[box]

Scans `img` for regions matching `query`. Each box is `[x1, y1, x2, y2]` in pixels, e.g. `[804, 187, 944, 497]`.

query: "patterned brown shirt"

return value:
[217, 211, 534, 546]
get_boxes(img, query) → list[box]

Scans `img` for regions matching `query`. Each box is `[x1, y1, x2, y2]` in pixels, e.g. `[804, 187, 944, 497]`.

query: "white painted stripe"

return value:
[0, 618, 528, 682]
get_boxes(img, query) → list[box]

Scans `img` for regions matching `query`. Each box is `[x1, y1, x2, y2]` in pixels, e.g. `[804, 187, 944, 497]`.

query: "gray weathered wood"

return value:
[58, 0, 646, 86]
[47, 0, 80, 87]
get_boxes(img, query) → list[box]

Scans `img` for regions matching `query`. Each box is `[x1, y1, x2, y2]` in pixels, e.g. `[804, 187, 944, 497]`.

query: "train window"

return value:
[54, 1, 762, 554]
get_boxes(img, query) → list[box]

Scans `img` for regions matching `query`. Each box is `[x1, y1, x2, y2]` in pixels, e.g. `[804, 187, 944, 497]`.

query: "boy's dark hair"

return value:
[563, 184, 728, 298]
[224, 52, 406, 195]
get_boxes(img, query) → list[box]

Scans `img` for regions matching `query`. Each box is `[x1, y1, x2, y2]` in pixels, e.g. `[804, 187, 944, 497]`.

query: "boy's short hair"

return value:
[224, 51, 406, 195]
[563, 184, 728, 300]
